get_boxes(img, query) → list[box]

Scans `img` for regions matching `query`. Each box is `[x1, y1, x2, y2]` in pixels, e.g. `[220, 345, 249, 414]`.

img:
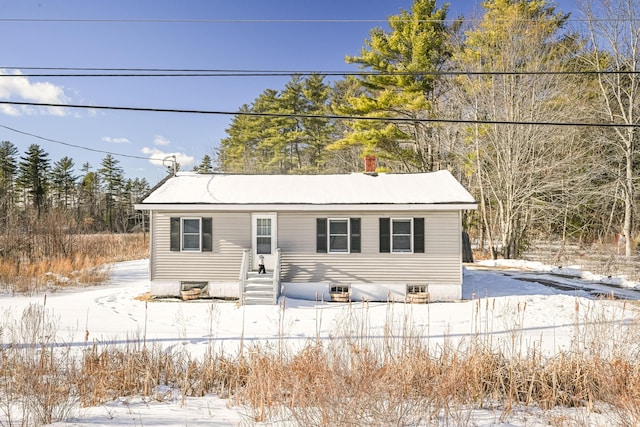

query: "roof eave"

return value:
[134, 202, 478, 211]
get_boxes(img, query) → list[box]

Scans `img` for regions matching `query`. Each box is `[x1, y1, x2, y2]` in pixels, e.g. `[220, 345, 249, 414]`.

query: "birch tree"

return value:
[579, 0, 640, 256]
[452, 0, 581, 258]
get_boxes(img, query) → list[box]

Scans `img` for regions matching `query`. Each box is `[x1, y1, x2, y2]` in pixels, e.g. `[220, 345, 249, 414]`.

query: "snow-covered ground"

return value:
[1, 258, 636, 426]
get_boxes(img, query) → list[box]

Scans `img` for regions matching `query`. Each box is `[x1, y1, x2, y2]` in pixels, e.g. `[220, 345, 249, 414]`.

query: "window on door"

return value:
[256, 218, 272, 254]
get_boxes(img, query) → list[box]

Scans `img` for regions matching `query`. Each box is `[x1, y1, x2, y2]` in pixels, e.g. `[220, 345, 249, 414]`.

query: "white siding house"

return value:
[135, 170, 477, 303]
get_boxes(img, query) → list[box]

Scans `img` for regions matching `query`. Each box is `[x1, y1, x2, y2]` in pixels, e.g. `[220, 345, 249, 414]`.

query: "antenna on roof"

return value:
[162, 155, 177, 176]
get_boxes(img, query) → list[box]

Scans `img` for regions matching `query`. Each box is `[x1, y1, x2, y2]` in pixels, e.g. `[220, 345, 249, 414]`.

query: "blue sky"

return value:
[0, 0, 578, 184]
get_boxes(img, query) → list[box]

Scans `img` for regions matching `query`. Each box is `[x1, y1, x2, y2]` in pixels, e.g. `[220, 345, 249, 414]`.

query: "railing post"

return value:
[239, 249, 250, 305]
[272, 248, 281, 305]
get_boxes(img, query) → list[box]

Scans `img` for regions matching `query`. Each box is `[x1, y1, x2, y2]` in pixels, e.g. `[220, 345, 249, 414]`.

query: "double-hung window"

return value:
[379, 217, 425, 253]
[328, 219, 349, 253]
[170, 217, 213, 252]
[181, 218, 201, 251]
[316, 218, 361, 253]
[391, 218, 412, 253]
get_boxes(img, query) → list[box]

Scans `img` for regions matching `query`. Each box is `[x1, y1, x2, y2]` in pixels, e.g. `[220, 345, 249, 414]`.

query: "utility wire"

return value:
[1, 67, 638, 77]
[2, 100, 638, 128]
[0, 17, 636, 24]
[0, 124, 151, 160]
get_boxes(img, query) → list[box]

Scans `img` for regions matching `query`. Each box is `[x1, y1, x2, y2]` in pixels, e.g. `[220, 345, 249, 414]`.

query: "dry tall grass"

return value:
[0, 299, 639, 425]
[0, 231, 148, 294]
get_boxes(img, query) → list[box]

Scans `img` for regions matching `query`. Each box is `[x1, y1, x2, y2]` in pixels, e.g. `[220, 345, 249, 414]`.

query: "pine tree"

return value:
[51, 156, 78, 209]
[301, 74, 333, 172]
[334, 0, 451, 172]
[196, 154, 213, 173]
[0, 141, 18, 228]
[17, 144, 50, 215]
[99, 154, 125, 231]
[78, 162, 100, 230]
[218, 75, 335, 173]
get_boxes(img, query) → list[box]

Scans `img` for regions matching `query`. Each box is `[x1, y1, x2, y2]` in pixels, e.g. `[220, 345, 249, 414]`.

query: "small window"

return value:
[392, 218, 412, 253]
[380, 217, 424, 254]
[182, 218, 201, 251]
[170, 217, 212, 252]
[317, 218, 360, 254]
[329, 219, 349, 253]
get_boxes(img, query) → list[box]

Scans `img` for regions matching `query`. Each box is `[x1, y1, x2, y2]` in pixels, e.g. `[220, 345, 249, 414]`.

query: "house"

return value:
[134, 169, 477, 304]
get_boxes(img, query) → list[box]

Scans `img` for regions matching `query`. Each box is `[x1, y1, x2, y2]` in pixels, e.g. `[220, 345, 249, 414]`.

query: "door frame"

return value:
[251, 213, 277, 270]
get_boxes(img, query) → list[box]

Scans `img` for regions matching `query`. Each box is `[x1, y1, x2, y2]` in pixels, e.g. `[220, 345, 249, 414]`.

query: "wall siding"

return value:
[151, 211, 250, 282]
[150, 209, 463, 286]
[278, 210, 462, 285]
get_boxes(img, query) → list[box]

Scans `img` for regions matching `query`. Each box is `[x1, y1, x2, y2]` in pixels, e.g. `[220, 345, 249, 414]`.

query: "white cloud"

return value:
[153, 135, 171, 146]
[0, 104, 20, 116]
[102, 136, 131, 144]
[141, 147, 195, 169]
[0, 69, 68, 116]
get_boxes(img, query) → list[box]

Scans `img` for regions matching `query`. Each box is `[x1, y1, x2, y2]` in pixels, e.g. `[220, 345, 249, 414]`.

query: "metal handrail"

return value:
[272, 248, 281, 304]
[239, 249, 250, 305]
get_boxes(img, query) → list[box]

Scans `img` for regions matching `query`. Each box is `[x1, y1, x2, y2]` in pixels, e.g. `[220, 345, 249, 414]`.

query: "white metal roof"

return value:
[136, 170, 477, 210]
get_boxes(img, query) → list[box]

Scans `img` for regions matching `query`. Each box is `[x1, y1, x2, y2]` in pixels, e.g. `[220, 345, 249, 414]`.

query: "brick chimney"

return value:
[364, 155, 377, 173]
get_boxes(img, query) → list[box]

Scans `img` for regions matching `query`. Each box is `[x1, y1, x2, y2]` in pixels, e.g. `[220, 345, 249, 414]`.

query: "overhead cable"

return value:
[0, 67, 638, 77]
[0, 17, 636, 24]
[2, 100, 638, 128]
[0, 124, 151, 160]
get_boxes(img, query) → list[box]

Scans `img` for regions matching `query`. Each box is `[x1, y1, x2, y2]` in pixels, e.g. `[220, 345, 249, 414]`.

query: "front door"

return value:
[251, 213, 277, 271]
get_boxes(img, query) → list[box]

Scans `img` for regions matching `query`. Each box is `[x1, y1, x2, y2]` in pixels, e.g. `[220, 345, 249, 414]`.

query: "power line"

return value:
[0, 124, 151, 160]
[1, 67, 639, 77]
[0, 17, 636, 24]
[2, 100, 638, 128]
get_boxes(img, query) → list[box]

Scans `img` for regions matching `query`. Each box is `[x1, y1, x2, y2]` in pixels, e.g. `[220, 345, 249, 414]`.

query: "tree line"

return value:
[214, 0, 640, 259]
[0, 141, 150, 234]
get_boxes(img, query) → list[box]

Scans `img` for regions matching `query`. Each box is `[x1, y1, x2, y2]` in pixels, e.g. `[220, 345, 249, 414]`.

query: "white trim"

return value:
[251, 213, 277, 270]
[136, 203, 478, 212]
[327, 218, 350, 254]
[391, 218, 413, 253]
[181, 217, 202, 252]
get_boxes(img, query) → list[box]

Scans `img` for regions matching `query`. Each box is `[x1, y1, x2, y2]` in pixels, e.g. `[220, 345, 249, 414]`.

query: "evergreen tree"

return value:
[78, 162, 100, 230]
[196, 154, 213, 173]
[17, 144, 50, 215]
[218, 75, 334, 173]
[51, 156, 78, 209]
[0, 141, 18, 228]
[98, 155, 125, 231]
[334, 0, 451, 172]
[219, 105, 260, 172]
[301, 74, 333, 172]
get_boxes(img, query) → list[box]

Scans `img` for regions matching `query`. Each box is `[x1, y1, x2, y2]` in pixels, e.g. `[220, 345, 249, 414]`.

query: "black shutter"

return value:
[413, 218, 425, 253]
[170, 217, 180, 251]
[379, 218, 390, 253]
[316, 218, 327, 253]
[202, 218, 212, 252]
[350, 218, 361, 253]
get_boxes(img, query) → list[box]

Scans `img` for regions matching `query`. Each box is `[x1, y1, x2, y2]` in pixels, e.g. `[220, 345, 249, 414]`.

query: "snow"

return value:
[3, 258, 637, 426]
[137, 170, 477, 207]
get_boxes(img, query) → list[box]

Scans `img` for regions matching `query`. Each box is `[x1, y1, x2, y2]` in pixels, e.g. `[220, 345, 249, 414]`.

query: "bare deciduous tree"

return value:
[579, 0, 640, 256]
[452, 0, 583, 258]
